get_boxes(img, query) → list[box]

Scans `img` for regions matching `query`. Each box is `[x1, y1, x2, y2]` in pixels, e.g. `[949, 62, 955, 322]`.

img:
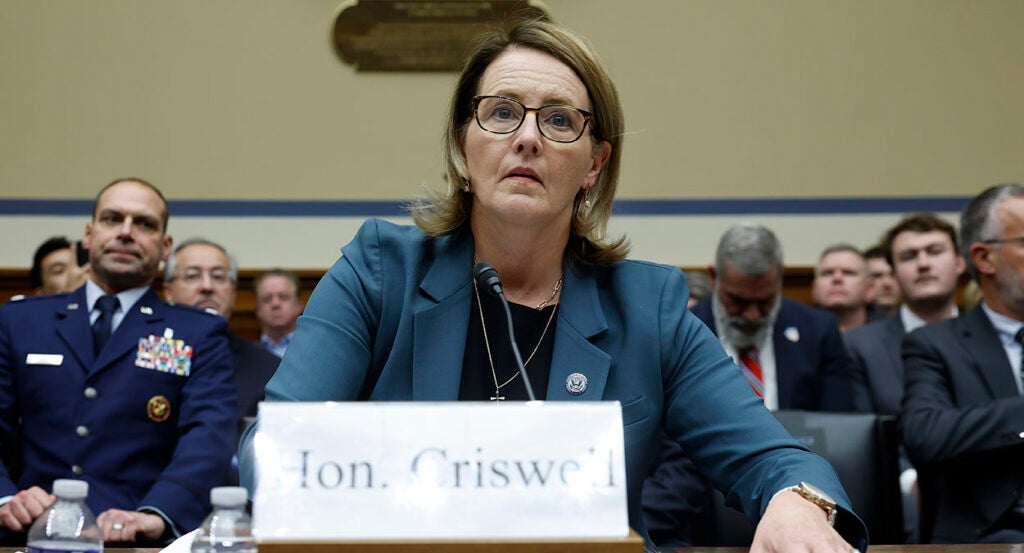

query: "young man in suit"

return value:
[902, 183, 1024, 542]
[845, 213, 963, 542]
[847, 214, 963, 415]
[0, 178, 236, 546]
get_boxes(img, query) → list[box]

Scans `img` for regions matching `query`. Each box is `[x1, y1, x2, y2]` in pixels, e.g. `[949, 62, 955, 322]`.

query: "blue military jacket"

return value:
[0, 286, 236, 533]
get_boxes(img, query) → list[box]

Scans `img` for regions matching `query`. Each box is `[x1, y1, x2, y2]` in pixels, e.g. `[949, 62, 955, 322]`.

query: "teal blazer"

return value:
[239, 219, 867, 547]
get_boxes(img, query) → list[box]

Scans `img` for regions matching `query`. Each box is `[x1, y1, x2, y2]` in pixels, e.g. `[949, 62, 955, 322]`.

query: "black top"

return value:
[459, 285, 557, 401]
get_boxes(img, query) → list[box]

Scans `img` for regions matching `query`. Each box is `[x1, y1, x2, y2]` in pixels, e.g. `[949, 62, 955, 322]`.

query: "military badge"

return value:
[147, 395, 171, 423]
[136, 330, 192, 376]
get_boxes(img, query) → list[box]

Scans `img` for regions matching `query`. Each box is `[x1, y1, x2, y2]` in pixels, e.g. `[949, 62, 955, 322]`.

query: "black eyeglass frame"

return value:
[981, 237, 1024, 247]
[471, 95, 593, 144]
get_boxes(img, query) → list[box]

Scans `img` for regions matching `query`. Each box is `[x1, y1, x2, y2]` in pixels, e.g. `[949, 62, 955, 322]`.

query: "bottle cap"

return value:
[52, 479, 88, 499]
[210, 486, 248, 507]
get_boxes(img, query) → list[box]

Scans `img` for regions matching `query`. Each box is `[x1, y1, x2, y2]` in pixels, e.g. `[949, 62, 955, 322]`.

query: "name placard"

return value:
[253, 402, 628, 540]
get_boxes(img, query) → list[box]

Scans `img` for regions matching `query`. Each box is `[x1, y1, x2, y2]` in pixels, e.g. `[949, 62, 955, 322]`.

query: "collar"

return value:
[900, 303, 959, 333]
[980, 301, 1024, 349]
[261, 331, 294, 349]
[85, 279, 149, 314]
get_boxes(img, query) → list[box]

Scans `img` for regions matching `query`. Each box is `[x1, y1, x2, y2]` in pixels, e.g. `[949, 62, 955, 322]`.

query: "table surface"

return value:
[2, 545, 1023, 553]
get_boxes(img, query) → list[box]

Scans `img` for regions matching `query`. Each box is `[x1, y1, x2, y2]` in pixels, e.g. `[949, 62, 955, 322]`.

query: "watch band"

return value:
[788, 481, 838, 527]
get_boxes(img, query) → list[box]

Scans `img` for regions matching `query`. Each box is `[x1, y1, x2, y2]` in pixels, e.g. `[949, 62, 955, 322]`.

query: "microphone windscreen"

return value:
[473, 262, 503, 297]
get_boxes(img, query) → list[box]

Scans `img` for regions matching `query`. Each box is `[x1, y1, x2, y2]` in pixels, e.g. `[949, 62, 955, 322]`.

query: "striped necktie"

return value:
[738, 346, 765, 399]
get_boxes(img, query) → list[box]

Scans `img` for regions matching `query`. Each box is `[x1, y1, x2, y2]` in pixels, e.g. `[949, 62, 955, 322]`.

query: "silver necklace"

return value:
[473, 274, 562, 401]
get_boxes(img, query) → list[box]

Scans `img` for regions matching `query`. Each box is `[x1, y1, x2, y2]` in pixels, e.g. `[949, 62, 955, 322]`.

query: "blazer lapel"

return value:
[961, 306, 1019, 399]
[546, 263, 611, 401]
[92, 288, 164, 375]
[412, 231, 473, 400]
[772, 305, 800, 409]
[882, 315, 905, 380]
[54, 287, 94, 370]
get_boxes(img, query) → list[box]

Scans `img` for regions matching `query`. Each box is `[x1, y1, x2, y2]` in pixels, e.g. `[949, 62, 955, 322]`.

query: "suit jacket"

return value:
[229, 333, 280, 420]
[0, 286, 236, 534]
[902, 305, 1024, 543]
[238, 219, 867, 548]
[846, 315, 905, 415]
[643, 296, 854, 545]
[690, 297, 853, 411]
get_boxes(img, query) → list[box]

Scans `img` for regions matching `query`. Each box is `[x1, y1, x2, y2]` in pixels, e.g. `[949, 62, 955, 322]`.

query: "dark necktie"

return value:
[1015, 327, 1024, 396]
[92, 295, 120, 354]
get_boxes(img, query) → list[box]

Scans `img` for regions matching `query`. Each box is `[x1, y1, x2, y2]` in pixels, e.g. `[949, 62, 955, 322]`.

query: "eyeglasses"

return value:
[174, 268, 233, 287]
[472, 95, 592, 143]
[982, 236, 1024, 247]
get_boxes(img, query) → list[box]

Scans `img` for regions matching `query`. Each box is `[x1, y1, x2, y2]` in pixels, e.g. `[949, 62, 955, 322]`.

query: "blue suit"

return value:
[690, 297, 853, 411]
[238, 219, 866, 547]
[0, 286, 236, 535]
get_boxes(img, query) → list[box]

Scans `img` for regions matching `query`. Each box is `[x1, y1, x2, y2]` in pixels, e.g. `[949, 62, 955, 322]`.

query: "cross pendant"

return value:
[490, 390, 505, 401]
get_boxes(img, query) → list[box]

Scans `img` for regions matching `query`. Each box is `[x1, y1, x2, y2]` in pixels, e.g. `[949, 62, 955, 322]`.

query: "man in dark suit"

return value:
[847, 214, 963, 415]
[643, 222, 852, 545]
[846, 213, 963, 542]
[902, 183, 1024, 543]
[0, 178, 236, 545]
[691, 223, 852, 411]
[163, 238, 280, 422]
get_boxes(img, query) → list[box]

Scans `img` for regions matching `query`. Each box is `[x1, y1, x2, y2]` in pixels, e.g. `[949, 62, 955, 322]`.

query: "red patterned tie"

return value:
[738, 347, 765, 399]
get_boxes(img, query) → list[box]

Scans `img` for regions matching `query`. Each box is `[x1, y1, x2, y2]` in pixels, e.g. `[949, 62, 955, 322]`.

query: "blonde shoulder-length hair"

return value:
[409, 18, 629, 265]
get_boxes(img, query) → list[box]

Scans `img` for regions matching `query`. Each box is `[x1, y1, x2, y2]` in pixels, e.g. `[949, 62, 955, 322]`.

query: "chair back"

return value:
[704, 411, 903, 545]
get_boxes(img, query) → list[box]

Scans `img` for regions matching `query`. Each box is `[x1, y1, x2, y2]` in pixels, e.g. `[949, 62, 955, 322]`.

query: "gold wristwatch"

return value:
[789, 481, 838, 526]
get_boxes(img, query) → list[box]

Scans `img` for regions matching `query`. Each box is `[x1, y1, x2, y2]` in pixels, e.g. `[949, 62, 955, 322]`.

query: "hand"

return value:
[750, 489, 857, 553]
[96, 509, 166, 543]
[0, 486, 54, 532]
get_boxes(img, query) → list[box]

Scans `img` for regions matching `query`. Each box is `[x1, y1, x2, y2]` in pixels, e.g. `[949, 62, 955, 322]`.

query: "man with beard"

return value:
[643, 222, 852, 546]
[902, 184, 1024, 543]
[0, 179, 235, 546]
[695, 222, 852, 411]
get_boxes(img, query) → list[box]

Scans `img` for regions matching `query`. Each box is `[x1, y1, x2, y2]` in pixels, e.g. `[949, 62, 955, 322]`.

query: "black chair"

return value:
[701, 411, 903, 545]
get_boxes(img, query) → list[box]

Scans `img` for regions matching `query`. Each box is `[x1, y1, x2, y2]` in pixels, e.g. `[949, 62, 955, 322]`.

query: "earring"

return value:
[463, 179, 471, 193]
[583, 189, 592, 210]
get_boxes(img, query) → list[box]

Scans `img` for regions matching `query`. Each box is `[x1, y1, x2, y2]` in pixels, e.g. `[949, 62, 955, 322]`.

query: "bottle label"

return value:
[27, 544, 101, 553]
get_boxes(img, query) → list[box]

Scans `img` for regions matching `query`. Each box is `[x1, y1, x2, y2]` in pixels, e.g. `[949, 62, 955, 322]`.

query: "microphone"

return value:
[473, 262, 538, 401]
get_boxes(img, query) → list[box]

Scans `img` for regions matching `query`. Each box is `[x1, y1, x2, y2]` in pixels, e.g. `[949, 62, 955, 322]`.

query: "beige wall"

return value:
[1, 1, 1022, 267]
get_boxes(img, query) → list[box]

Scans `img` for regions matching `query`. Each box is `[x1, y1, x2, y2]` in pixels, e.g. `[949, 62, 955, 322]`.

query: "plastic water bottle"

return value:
[190, 487, 256, 553]
[26, 479, 103, 553]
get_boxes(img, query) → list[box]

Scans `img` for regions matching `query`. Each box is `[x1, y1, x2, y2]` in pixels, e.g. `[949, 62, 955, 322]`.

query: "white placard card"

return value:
[253, 401, 629, 540]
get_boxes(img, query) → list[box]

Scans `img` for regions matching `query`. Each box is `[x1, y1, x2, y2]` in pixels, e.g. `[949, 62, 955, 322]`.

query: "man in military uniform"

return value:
[0, 178, 235, 545]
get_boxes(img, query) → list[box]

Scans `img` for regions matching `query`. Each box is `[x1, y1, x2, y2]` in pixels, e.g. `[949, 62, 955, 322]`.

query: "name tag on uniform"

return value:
[26, 353, 64, 366]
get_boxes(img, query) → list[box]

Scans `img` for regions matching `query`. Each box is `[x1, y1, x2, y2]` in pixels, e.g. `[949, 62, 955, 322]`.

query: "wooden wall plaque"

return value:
[333, 1, 548, 71]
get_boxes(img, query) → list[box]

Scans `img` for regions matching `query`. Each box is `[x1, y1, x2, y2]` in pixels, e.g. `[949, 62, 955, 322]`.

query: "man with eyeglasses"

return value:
[163, 238, 280, 423]
[902, 184, 1024, 543]
[0, 178, 235, 547]
[643, 222, 853, 546]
